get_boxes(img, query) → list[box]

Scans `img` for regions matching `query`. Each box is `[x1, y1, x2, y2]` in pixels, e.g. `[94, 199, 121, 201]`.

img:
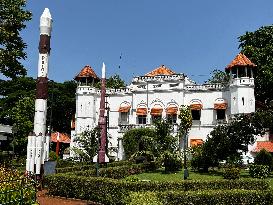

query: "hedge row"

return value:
[127, 190, 273, 205]
[45, 174, 269, 205]
[56, 160, 132, 173]
[73, 164, 145, 179]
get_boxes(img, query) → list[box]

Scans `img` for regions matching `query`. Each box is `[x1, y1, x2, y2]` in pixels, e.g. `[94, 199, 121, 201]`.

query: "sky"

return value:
[21, 0, 273, 84]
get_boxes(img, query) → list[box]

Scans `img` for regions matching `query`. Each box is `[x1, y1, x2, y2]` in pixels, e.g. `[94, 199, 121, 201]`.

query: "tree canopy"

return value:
[0, 0, 32, 78]
[206, 69, 229, 86]
[239, 25, 273, 103]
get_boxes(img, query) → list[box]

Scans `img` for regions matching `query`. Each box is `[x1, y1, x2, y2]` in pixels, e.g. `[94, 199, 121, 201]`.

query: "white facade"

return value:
[70, 63, 255, 160]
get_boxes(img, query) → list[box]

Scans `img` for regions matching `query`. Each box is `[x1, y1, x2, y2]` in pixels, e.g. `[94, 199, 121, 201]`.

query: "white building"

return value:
[70, 53, 257, 160]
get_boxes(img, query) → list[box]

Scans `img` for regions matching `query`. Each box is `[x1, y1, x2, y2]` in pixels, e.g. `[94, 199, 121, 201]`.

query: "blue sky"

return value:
[22, 0, 273, 84]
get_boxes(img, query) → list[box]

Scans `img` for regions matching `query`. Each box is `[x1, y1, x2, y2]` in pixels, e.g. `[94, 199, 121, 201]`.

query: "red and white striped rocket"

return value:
[26, 8, 52, 175]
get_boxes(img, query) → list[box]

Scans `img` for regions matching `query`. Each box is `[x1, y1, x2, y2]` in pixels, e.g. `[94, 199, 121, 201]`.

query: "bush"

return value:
[223, 167, 240, 179]
[0, 167, 36, 204]
[254, 149, 273, 171]
[249, 164, 270, 179]
[126, 191, 163, 205]
[56, 160, 133, 173]
[163, 152, 182, 172]
[45, 174, 269, 205]
[159, 189, 273, 205]
[74, 164, 145, 179]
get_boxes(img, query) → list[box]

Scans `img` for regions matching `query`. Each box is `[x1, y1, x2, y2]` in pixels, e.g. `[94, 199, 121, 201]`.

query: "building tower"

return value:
[227, 53, 256, 115]
[70, 65, 99, 157]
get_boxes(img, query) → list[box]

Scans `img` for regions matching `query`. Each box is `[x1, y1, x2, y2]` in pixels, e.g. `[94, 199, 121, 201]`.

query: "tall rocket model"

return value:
[26, 8, 52, 175]
[97, 63, 109, 163]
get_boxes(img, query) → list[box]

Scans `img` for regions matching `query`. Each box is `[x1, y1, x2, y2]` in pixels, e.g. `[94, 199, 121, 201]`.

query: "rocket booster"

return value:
[26, 8, 52, 175]
[33, 8, 52, 137]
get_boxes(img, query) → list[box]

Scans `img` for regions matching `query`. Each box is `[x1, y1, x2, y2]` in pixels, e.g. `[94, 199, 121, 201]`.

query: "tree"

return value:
[72, 127, 100, 162]
[193, 114, 264, 172]
[10, 96, 34, 155]
[0, 0, 32, 78]
[95, 74, 126, 89]
[47, 80, 77, 134]
[239, 25, 273, 104]
[178, 105, 192, 178]
[153, 119, 177, 152]
[206, 69, 229, 86]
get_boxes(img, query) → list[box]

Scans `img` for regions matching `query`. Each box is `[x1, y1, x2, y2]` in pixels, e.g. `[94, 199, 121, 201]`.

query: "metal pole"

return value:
[183, 133, 189, 180]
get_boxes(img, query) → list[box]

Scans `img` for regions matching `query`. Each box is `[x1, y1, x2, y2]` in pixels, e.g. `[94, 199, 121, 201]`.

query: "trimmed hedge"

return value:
[45, 174, 269, 205]
[159, 189, 273, 205]
[249, 164, 270, 179]
[74, 164, 145, 179]
[56, 160, 133, 173]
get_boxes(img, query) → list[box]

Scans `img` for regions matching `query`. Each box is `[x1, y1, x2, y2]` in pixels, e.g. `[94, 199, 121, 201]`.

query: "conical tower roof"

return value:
[145, 65, 175, 76]
[74, 65, 99, 81]
[226, 53, 256, 70]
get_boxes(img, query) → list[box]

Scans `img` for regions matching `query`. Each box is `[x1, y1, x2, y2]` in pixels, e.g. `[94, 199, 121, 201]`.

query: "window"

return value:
[119, 112, 129, 124]
[167, 114, 177, 124]
[151, 115, 162, 123]
[191, 110, 201, 120]
[216, 109, 225, 120]
[138, 115, 147, 124]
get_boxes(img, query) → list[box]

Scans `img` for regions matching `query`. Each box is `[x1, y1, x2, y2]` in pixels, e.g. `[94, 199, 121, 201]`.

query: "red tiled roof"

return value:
[253, 141, 273, 153]
[226, 53, 256, 70]
[51, 132, 71, 143]
[75, 65, 99, 80]
[145, 65, 175, 76]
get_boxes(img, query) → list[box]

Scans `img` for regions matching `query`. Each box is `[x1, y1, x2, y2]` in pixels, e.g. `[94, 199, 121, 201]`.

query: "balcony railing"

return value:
[118, 123, 179, 133]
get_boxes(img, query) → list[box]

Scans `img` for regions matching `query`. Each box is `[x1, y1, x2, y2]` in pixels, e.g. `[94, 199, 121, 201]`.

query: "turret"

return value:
[74, 65, 99, 86]
[226, 53, 256, 115]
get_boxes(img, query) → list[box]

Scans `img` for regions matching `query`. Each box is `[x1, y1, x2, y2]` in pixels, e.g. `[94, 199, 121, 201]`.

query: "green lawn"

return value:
[135, 168, 273, 187]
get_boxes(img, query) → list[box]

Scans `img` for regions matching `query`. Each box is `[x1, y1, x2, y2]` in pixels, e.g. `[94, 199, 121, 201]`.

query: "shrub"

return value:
[0, 167, 36, 204]
[254, 149, 273, 171]
[249, 164, 270, 179]
[159, 189, 273, 205]
[223, 167, 240, 179]
[56, 160, 133, 173]
[126, 191, 163, 205]
[49, 151, 58, 161]
[45, 174, 269, 205]
[163, 152, 182, 172]
[74, 164, 145, 179]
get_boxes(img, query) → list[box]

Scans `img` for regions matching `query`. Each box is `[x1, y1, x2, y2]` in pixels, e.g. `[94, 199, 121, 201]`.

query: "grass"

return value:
[136, 168, 273, 188]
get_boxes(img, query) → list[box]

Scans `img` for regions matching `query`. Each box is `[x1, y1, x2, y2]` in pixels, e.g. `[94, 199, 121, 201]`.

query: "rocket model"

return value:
[95, 63, 109, 163]
[26, 8, 52, 175]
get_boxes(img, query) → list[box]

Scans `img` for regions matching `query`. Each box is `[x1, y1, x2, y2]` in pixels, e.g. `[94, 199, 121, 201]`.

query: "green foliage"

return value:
[123, 128, 157, 158]
[125, 176, 140, 182]
[10, 96, 34, 155]
[72, 127, 100, 162]
[127, 191, 163, 205]
[56, 160, 132, 173]
[45, 174, 269, 205]
[74, 164, 145, 179]
[153, 119, 177, 152]
[49, 151, 58, 161]
[163, 151, 182, 173]
[239, 25, 273, 103]
[206, 69, 230, 86]
[95, 74, 126, 89]
[123, 119, 177, 162]
[178, 105, 192, 136]
[249, 164, 270, 179]
[0, 167, 36, 204]
[196, 114, 263, 171]
[223, 167, 240, 180]
[254, 148, 273, 171]
[0, 0, 32, 78]
[159, 189, 273, 205]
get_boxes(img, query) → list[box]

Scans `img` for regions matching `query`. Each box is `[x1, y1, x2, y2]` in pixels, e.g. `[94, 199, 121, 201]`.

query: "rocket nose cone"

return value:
[41, 8, 52, 19]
